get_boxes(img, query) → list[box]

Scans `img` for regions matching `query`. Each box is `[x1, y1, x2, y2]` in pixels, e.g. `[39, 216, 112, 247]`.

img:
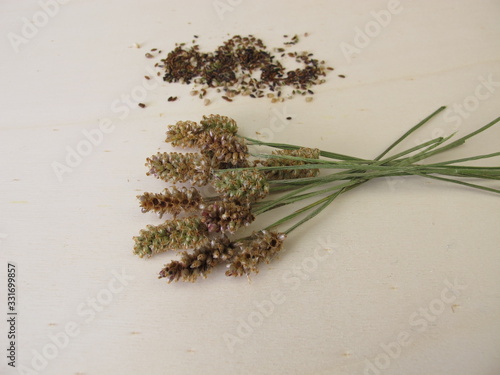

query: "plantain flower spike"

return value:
[145, 152, 211, 186]
[165, 115, 238, 149]
[260, 147, 321, 180]
[200, 201, 255, 233]
[225, 230, 287, 277]
[199, 114, 238, 135]
[137, 186, 203, 218]
[212, 169, 269, 202]
[165, 120, 203, 148]
[199, 130, 249, 169]
[158, 236, 235, 283]
[133, 216, 209, 258]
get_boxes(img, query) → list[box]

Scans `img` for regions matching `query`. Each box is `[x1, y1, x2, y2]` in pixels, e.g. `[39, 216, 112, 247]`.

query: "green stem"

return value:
[375, 106, 446, 161]
[413, 172, 500, 195]
[424, 152, 500, 167]
[244, 137, 367, 161]
[403, 116, 500, 163]
[283, 180, 366, 234]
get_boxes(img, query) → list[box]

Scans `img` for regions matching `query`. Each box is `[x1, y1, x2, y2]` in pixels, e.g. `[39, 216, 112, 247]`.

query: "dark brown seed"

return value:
[222, 96, 232, 102]
[144, 76, 150, 80]
[338, 74, 346, 78]
[138, 103, 146, 108]
[154, 34, 332, 103]
[286, 117, 292, 120]
[327, 67, 334, 71]
[151, 48, 157, 52]
[168, 96, 178, 102]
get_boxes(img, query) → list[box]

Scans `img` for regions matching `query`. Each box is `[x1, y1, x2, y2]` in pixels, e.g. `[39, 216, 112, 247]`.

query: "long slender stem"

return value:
[403, 117, 500, 163]
[244, 137, 367, 161]
[247, 110, 500, 235]
[375, 106, 446, 161]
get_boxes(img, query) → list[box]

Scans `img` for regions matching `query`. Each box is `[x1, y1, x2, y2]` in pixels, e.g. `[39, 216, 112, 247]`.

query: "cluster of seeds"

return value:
[258, 147, 321, 180]
[147, 34, 336, 104]
[138, 187, 202, 218]
[133, 114, 322, 283]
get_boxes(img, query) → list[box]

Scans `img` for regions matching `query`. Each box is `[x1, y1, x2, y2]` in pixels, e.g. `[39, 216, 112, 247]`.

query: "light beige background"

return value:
[1, 1, 499, 374]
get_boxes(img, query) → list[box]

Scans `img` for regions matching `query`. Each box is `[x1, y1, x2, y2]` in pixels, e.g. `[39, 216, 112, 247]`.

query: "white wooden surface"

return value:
[1, 1, 500, 374]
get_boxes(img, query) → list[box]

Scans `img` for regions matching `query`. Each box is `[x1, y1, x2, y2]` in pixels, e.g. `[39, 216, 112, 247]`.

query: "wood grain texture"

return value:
[1, 1, 500, 374]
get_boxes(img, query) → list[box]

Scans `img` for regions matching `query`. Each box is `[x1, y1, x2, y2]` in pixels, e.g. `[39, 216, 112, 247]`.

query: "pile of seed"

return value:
[148, 34, 335, 104]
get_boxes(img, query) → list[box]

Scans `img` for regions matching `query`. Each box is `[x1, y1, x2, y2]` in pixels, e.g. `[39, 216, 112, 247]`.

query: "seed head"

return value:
[225, 230, 286, 277]
[158, 235, 235, 283]
[212, 169, 269, 202]
[260, 147, 321, 180]
[165, 115, 239, 149]
[165, 120, 203, 148]
[199, 114, 238, 134]
[133, 216, 208, 258]
[201, 201, 254, 233]
[198, 131, 249, 169]
[145, 152, 211, 186]
[138, 186, 203, 218]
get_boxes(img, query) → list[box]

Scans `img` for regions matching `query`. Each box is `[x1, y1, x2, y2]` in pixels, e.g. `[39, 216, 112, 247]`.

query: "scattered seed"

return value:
[145, 53, 154, 58]
[338, 74, 345, 78]
[327, 67, 334, 71]
[305, 97, 313, 102]
[144, 76, 150, 80]
[151, 48, 157, 52]
[168, 96, 178, 102]
[222, 96, 232, 102]
[286, 117, 292, 120]
[138, 103, 146, 108]
[154, 34, 332, 103]
[204, 98, 211, 106]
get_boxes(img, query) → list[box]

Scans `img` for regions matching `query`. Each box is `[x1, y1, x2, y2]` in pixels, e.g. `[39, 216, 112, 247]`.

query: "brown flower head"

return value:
[145, 152, 211, 186]
[137, 187, 203, 218]
[198, 130, 249, 169]
[226, 230, 286, 277]
[165, 120, 203, 148]
[158, 235, 235, 283]
[165, 115, 238, 150]
[133, 216, 208, 258]
[260, 147, 321, 180]
[201, 201, 255, 233]
[199, 114, 238, 135]
[212, 169, 269, 202]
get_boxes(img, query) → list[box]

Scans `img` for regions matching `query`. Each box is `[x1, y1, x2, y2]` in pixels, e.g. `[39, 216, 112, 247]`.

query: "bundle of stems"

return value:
[133, 108, 500, 283]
